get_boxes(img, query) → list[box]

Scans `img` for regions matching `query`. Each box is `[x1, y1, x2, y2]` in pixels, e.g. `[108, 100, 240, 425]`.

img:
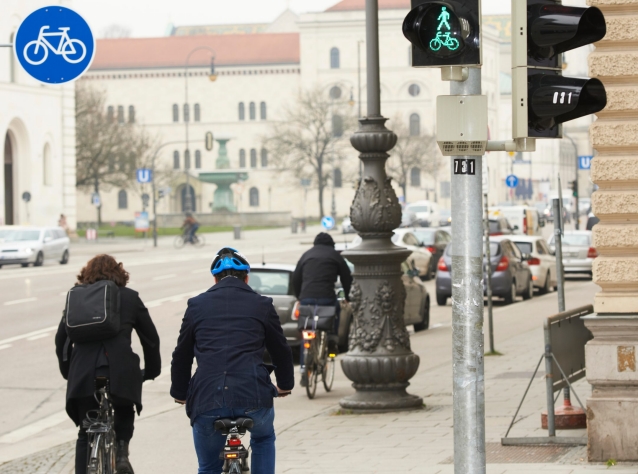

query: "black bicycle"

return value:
[302, 328, 336, 399]
[83, 377, 116, 474]
[215, 417, 253, 473]
[174, 231, 205, 249]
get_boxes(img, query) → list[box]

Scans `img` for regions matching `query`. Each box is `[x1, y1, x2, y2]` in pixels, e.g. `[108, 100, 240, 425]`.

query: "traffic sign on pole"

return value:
[578, 156, 593, 170]
[91, 193, 101, 207]
[321, 216, 335, 230]
[136, 169, 153, 183]
[505, 175, 519, 188]
[14, 6, 95, 84]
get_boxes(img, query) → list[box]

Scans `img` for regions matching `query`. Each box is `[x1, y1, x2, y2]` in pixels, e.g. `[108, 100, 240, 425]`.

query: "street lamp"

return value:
[183, 46, 216, 214]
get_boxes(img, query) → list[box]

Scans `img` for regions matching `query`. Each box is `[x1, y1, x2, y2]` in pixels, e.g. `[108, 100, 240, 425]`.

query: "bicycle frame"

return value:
[35, 26, 74, 54]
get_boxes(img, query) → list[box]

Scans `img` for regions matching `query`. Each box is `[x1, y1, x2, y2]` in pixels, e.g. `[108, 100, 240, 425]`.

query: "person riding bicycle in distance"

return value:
[181, 212, 199, 244]
[170, 247, 294, 474]
[292, 232, 352, 384]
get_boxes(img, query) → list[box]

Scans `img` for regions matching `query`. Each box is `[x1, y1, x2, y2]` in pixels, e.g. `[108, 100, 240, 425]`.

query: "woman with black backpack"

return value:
[55, 254, 161, 474]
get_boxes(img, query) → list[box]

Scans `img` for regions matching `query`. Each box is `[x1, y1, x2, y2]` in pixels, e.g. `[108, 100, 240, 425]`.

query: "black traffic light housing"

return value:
[404, 0, 481, 67]
[513, 0, 607, 140]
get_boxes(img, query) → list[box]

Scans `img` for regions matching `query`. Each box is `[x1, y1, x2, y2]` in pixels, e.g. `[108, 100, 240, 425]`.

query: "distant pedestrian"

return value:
[55, 254, 161, 474]
[58, 214, 69, 234]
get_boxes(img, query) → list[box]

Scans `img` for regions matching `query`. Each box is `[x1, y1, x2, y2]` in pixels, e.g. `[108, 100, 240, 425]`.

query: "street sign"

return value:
[135, 212, 150, 232]
[301, 179, 311, 187]
[321, 216, 335, 230]
[136, 168, 153, 183]
[14, 6, 95, 84]
[142, 193, 150, 206]
[505, 175, 519, 188]
[91, 193, 101, 207]
[205, 132, 214, 151]
[578, 155, 593, 170]
[21, 191, 31, 203]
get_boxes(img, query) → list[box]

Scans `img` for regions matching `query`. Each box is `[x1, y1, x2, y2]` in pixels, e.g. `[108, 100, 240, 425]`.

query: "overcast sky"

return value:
[72, 0, 511, 38]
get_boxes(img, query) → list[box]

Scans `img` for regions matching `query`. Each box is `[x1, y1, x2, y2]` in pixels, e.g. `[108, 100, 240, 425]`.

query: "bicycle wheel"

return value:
[23, 40, 48, 65]
[322, 355, 335, 392]
[105, 429, 116, 474]
[228, 460, 243, 474]
[193, 234, 205, 248]
[429, 37, 442, 51]
[305, 363, 318, 399]
[62, 38, 87, 63]
[174, 235, 185, 249]
[87, 434, 104, 474]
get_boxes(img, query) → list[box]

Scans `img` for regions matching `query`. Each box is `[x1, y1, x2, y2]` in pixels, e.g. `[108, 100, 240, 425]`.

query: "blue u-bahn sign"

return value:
[14, 6, 95, 84]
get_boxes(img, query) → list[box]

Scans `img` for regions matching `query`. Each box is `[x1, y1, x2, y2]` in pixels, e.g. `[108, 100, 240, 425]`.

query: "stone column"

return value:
[584, 0, 638, 462]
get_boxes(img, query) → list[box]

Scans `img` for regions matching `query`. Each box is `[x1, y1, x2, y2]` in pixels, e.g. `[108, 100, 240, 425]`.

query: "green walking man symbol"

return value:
[437, 6, 451, 31]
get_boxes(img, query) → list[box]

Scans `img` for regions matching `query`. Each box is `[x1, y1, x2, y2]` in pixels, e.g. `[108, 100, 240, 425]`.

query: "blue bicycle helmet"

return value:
[211, 247, 251, 276]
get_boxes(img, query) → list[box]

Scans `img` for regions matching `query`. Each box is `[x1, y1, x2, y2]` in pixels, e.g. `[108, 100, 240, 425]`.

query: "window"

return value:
[184, 149, 191, 169]
[334, 168, 342, 188]
[408, 84, 421, 97]
[239, 149, 246, 168]
[249, 187, 259, 207]
[172, 104, 179, 122]
[410, 167, 421, 187]
[329, 86, 342, 100]
[260, 149, 268, 167]
[43, 143, 52, 186]
[250, 149, 257, 168]
[248, 270, 291, 295]
[194, 103, 200, 122]
[409, 113, 420, 136]
[173, 151, 180, 169]
[249, 102, 256, 120]
[238, 102, 245, 121]
[107, 106, 114, 123]
[332, 115, 343, 138]
[260, 102, 267, 120]
[195, 150, 201, 169]
[183, 103, 190, 122]
[128, 105, 135, 123]
[117, 106, 124, 124]
[118, 190, 128, 209]
[330, 47, 340, 69]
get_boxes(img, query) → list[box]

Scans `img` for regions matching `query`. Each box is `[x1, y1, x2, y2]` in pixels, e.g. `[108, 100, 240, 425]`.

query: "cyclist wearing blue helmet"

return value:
[170, 247, 294, 474]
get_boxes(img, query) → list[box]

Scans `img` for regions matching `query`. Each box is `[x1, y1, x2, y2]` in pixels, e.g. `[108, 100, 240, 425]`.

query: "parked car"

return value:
[496, 235, 556, 294]
[548, 230, 596, 276]
[488, 217, 515, 236]
[436, 238, 534, 306]
[400, 210, 418, 228]
[489, 206, 543, 235]
[578, 198, 591, 216]
[395, 227, 452, 278]
[0, 226, 70, 268]
[341, 216, 356, 234]
[439, 209, 451, 227]
[406, 200, 441, 227]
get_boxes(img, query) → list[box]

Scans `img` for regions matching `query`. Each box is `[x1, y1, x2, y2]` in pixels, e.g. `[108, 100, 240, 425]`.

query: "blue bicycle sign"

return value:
[14, 6, 95, 84]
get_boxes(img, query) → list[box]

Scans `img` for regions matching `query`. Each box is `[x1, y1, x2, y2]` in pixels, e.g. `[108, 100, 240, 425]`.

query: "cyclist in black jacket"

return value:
[292, 233, 352, 385]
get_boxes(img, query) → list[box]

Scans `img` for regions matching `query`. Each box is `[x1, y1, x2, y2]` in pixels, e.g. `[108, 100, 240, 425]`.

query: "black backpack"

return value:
[64, 280, 121, 343]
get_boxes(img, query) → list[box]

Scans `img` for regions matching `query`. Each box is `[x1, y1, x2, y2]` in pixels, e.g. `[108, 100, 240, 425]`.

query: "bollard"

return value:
[291, 219, 298, 234]
[233, 225, 241, 240]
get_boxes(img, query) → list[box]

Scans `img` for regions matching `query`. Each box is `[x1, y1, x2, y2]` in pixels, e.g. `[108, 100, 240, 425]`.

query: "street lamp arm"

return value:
[185, 46, 217, 69]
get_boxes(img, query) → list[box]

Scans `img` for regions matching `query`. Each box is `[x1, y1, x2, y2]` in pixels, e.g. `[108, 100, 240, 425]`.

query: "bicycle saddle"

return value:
[214, 417, 254, 435]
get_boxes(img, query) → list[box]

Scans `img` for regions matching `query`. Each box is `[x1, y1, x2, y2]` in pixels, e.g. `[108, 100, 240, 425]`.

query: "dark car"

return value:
[435, 238, 534, 306]
[409, 227, 452, 278]
[489, 218, 515, 236]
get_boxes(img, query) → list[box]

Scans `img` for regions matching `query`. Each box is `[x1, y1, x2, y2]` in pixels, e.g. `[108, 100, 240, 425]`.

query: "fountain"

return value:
[197, 138, 247, 212]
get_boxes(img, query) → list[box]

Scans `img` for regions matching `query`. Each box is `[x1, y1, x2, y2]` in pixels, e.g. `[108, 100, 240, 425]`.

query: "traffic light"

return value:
[568, 180, 577, 197]
[513, 0, 608, 140]
[403, 0, 481, 67]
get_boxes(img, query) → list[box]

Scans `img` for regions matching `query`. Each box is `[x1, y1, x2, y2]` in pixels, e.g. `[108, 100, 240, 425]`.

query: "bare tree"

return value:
[263, 88, 356, 218]
[75, 85, 154, 225]
[100, 24, 132, 39]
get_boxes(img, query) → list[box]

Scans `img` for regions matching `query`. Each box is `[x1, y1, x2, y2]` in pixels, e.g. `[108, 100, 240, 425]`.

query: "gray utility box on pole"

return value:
[437, 95, 487, 156]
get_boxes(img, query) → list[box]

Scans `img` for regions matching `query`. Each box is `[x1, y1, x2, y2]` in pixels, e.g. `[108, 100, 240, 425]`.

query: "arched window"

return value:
[195, 150, 202, 169]
[128, 105, 135, 123]
[107, 106, 114, 123]
[118, 189, 128, 209]
[9, 32, 16, 82]
[181, 185, 196, 212]
[184, 149, 191, 169]
[410, 167, 421, 187]
[260, 102, 267, 120]
[239, 149, 246, 168]
[117, 105, 124, 124]
[249, 187, 259, 207]
[238, 102, 245, 121]
[43, 143, 52, 186]
[194, 103, 200, 122]
[249, 102, 256, 120]
[408, 84, 420, 97]
[409, 113, 420, 136]
[260, 149, 268, 167]
[330, 47, 340, 69]
[173, 151, 180, 169]
[172, 104, 179, 122]
[329, 86, 342, 100]
[250, 149, 257, 168]
[332, 115, 343, 138]
[334, 168, 343, 188]
[183, 103, 190, 122]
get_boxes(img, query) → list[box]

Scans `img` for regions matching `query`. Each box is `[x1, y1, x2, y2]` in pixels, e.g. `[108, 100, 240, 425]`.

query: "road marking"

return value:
[4, 297, 37, 306]
[0, 344, 11, 350]
[0, 326, 57, 346]
[152, 274, 176, 281]
[0, 410, 69, 444]
[27, 333, 50, 341]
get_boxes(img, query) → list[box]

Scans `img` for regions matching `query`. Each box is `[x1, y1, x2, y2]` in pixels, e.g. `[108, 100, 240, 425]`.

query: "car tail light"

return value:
[587, 247, 598, 259]
[496, 256, 509, 271]
[527, 257, 541, 265]
[437, 257, 448, 272]
[491, 231, 503, 236]
[291, 301, 300, 321]
[425, 246, 436, 254]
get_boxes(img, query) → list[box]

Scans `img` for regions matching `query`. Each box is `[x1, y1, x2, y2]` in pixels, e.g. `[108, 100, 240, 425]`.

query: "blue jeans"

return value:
[192, 406, 275, 474]
[298, 298, 339, 368]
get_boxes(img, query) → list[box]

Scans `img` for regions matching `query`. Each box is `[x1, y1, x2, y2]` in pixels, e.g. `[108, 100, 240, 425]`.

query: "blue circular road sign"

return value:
[15, 6, 95, 84]
[321, 216, 335, 230]
[505, 175, 519, 188]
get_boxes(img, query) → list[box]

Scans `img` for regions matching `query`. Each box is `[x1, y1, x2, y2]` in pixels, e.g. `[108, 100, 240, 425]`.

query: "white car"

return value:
[498, 235, 557, 293]
[0, 226, 70, 268]
[405, 200, 441, 227]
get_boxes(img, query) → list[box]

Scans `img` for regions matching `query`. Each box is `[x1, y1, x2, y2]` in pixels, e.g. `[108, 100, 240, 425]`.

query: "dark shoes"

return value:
[116, 440, 134, 474]
[300, 372, 308, 387]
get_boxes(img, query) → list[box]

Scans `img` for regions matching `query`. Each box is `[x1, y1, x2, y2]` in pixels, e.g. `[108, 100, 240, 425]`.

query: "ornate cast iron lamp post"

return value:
[340, 0, 423, 412]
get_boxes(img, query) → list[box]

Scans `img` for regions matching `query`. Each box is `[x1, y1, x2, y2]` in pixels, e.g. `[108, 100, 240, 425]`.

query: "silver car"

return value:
[548, 230, 596, 276]
[0, 226, 70, 268]
[507, 235, 557, 293]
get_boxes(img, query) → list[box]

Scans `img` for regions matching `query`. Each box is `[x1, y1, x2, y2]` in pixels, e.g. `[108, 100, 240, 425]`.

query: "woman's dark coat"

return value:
[55, 286, 161, 425]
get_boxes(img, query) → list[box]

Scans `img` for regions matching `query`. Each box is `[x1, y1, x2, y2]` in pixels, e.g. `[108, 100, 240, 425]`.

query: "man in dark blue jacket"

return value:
[171, 247, 294, 474]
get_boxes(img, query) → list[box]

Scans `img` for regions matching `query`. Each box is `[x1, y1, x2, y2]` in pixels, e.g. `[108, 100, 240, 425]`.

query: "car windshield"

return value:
[562, 234, 591, 247]
[488, 221, 501, 232]
[0, 230, 41, 242]
[413, 230, 436, 245]
[513, 242, 533, 254]
[408, 205, 428, 213]
[248, 271, 291, 295]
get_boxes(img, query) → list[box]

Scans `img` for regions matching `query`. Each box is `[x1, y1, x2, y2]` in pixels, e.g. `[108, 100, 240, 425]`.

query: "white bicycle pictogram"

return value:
[23, 26, 86, 65]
